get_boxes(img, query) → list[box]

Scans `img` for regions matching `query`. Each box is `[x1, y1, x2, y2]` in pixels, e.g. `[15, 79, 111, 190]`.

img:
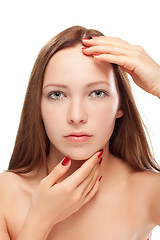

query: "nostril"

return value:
[67, 102, 88, 124]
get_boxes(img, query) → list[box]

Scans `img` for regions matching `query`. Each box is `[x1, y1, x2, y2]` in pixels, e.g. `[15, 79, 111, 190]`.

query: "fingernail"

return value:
[98, 150, 103, 158]
[99, 157, 103, 164]
[61, 156, 70, 166]
[91, 36, 99, 38]
[81, 47, 88, 50]
[99, 176, 102, 182]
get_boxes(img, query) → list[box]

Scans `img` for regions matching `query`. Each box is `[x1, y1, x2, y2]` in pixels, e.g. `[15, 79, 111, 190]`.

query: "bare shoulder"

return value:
[0, 170, 40, 221]
[130, 169, 160, 226]
[130, 169, 160, 195]
[131, 169, 160, 183]
[0, 171, 23, 239]
[0, 171, 19, 195]
[0, 171, 35, 238]
[0, 171, 24, 193]
[0, 171, 34, 207]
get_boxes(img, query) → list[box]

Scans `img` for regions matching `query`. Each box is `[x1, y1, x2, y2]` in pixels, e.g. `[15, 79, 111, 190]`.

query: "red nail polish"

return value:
[99, 176, 102, 182]
[99, 157, 103, 164]
[98, 150, 103, 158]
[61, 156, 70, 166]
[81, 47, 88, 50]
[91, 36, 99, 38]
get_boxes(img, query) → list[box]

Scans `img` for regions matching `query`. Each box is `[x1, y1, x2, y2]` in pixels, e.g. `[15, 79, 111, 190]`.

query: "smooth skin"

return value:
[0, 151, 102, 240]
[82, 36, 160, 97]
[41, 44, 123, 169]
[18, 152, 102, 239]
[0, 36, 160, 240]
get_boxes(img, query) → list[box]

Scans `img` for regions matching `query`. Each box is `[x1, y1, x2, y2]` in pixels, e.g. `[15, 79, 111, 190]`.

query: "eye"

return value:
[48, 91, 65, 100]
[90, 90, 108, 98]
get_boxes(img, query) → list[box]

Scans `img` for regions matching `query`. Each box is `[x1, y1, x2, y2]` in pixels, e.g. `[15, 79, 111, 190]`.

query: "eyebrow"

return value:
[43, 81, 110, 89]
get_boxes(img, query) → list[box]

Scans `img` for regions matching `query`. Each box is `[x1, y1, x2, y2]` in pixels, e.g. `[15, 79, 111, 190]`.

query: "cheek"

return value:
[41, 101, 63, 139]
[95, 101, 118, 123]
[94, 102, 118, 139]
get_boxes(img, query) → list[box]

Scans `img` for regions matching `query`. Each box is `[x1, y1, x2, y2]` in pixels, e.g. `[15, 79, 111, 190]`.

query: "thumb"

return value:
[42, 156, 71, 187]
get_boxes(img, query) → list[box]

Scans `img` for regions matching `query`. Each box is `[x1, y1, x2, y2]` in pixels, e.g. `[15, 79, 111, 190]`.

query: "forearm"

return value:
[17, 226, 49, 240]
[17, 230, 48, 240]
[17, 215, 53, 240]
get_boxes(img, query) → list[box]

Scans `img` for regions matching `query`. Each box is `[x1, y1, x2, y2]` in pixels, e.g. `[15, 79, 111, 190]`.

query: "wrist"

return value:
[17, 231, 48, 240]
[17, 214, 51, 240]
[17, 225, 49, 240]
[151, 83, 160, 98]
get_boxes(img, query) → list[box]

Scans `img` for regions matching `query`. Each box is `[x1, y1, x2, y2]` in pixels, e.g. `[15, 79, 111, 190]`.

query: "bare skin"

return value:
[0, 154, 158, 240]
[0, 36, 160, 240]
[82, 36, 160, 97]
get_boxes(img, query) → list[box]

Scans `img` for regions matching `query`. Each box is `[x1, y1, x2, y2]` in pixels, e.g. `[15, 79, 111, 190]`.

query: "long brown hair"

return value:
[8, 26, 160, 174]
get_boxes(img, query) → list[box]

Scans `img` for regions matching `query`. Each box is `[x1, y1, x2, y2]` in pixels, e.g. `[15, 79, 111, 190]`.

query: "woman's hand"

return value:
[82, 36, 160, 98]
[20, 151, 103, 239]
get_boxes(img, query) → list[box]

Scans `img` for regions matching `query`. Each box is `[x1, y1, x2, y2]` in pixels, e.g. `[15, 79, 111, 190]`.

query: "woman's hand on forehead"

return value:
[82, 36, 160, 98]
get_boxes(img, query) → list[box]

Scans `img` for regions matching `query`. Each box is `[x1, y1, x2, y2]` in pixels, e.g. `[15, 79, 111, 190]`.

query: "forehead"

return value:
[44, 44, 115, 85]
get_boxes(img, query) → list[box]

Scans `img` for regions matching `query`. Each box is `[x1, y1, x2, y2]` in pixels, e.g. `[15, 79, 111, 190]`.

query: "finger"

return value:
[62, 150, 103, 190]
[82, 45, 130, 56]
[93, 54, 137, 71]
[81, 174, 102, 206]
[76, 160, 99, 193]
[41, 156, 71, 188]
[80, 162, 100, 199]
[81, 36, 131, 48]
[105, 36, 131, 46]
[70, 162, 99, 205]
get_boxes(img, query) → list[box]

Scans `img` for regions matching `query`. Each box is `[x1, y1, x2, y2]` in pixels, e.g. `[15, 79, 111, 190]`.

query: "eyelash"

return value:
[47, 90, 109, 101]
[48, 91, 65, 100]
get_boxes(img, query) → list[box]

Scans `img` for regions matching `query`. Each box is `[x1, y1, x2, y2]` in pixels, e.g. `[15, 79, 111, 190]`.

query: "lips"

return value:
[64, 132, 92, 143]
[64, 132, 92, 137]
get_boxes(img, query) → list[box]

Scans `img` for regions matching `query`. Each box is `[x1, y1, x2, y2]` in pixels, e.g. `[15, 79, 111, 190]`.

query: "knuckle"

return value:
[72, 193, 81, 203]
[77, 170, 86, 179]
[130, 45, 145, 63]
[113, 37, 122, 41]
[56, 166, 64, 174]
[94, 156, 99, 165]
[134, 45, 144, 51]
[133, 45, 144, 57]
[62, 183, 73, 194]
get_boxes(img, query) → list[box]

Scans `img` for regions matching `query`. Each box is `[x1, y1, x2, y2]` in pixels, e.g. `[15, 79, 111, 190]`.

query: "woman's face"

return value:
[41, 44, 123, 160]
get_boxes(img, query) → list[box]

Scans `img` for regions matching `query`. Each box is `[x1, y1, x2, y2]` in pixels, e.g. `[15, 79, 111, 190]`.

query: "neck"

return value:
[46, 144, 115, 183]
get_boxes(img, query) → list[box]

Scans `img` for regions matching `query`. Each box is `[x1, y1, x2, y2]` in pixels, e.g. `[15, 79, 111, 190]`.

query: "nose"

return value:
[67, 98, 88, 125]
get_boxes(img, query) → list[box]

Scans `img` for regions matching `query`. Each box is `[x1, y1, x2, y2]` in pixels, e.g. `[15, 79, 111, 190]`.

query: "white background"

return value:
[0, 0, 160, 238]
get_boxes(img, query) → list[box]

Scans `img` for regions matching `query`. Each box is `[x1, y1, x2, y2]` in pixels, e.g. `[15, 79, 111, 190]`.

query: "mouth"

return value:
[64, 132, 93, 143]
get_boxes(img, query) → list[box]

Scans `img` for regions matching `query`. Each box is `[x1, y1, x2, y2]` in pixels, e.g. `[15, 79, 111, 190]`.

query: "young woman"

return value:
[0, 26, 160, 240]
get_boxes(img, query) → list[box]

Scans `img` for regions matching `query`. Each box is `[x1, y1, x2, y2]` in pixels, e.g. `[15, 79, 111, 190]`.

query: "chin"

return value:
[63, 148, 100, 161]
[69, 156, 89, 161]
[51, 143, 105, 160]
